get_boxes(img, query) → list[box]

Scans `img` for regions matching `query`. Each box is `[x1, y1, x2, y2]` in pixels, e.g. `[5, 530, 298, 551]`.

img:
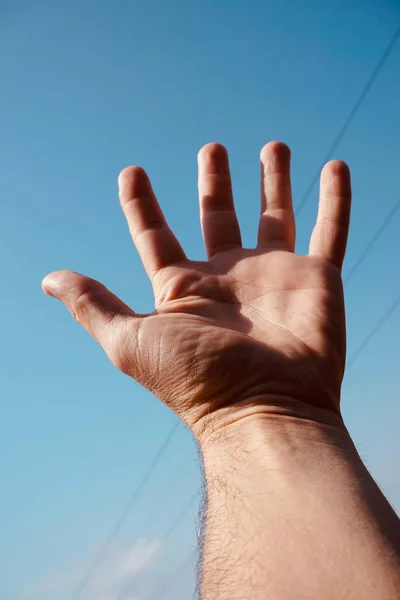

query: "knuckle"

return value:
[73, 284, 102, 322]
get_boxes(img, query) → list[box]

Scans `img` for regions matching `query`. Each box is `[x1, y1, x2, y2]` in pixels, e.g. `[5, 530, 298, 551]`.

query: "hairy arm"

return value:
[198, 403, 400, 600]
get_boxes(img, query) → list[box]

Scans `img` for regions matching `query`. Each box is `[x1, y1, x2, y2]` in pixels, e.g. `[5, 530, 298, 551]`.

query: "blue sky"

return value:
[1, 1, 400, 598]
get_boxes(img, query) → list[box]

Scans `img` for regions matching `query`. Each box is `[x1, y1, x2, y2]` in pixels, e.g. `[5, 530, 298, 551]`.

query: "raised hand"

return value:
[42, 142, 351, 434]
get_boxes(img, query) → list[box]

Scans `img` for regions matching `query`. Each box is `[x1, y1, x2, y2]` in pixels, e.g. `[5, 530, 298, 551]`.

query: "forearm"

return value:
[197, 401, 400, 600]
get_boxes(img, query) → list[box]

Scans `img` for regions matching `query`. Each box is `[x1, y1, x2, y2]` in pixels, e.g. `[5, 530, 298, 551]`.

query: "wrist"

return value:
[195, 396, 361, 496]
[193, 394, 349, 450]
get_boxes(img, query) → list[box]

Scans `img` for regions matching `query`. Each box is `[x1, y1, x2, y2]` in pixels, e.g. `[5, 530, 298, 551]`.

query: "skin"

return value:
[42, 142, 400, 599]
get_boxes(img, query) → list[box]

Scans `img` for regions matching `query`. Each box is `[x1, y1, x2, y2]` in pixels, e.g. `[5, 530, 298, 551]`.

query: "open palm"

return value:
[43, 142, 351, 431]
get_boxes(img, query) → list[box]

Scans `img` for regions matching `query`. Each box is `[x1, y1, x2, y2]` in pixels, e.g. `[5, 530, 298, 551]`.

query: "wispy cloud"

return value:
[25, 538, 163, 600]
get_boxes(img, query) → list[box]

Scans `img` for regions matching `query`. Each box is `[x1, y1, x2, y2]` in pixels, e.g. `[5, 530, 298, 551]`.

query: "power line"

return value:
[347, 294, 400, 368]
[127, 452, 188, 539]
[344, 197, 400, 285]
[162, 492, 197, 538]
[102, 451, 189, 598]
[117, 492, 198, 600]
[71, 420, 179, 600]
[295, 24, 400, 216]
[157, 550, 196, 600]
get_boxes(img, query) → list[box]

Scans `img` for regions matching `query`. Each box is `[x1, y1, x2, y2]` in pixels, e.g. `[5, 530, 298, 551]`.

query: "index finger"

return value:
[119, 166, 186, 278]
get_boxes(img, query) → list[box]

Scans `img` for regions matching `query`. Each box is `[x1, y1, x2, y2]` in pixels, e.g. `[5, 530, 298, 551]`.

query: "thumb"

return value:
[42, 270, 139, 368]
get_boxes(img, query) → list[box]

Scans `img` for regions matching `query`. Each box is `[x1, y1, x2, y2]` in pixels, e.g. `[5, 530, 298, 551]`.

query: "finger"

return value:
[198, 143, 242, 258]
[309, 160, 351, 270]
[118, 166, 186, 278]
[257, 142, 295, 251]
[41, 270, 138, 367]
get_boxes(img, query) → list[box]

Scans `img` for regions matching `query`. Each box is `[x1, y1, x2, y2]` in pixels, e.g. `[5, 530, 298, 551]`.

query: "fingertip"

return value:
[321, 160, 350, 180]
[320, 161, 351, 202]
[118, 165, 147, 184]
[118, 166, 151, 205]
[41, 270, 80, 299]
[42, 281, 54, 297]
[41, 271, 60, 297]
[260, 141, 290, 164]
[197, 143, 228, 167]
